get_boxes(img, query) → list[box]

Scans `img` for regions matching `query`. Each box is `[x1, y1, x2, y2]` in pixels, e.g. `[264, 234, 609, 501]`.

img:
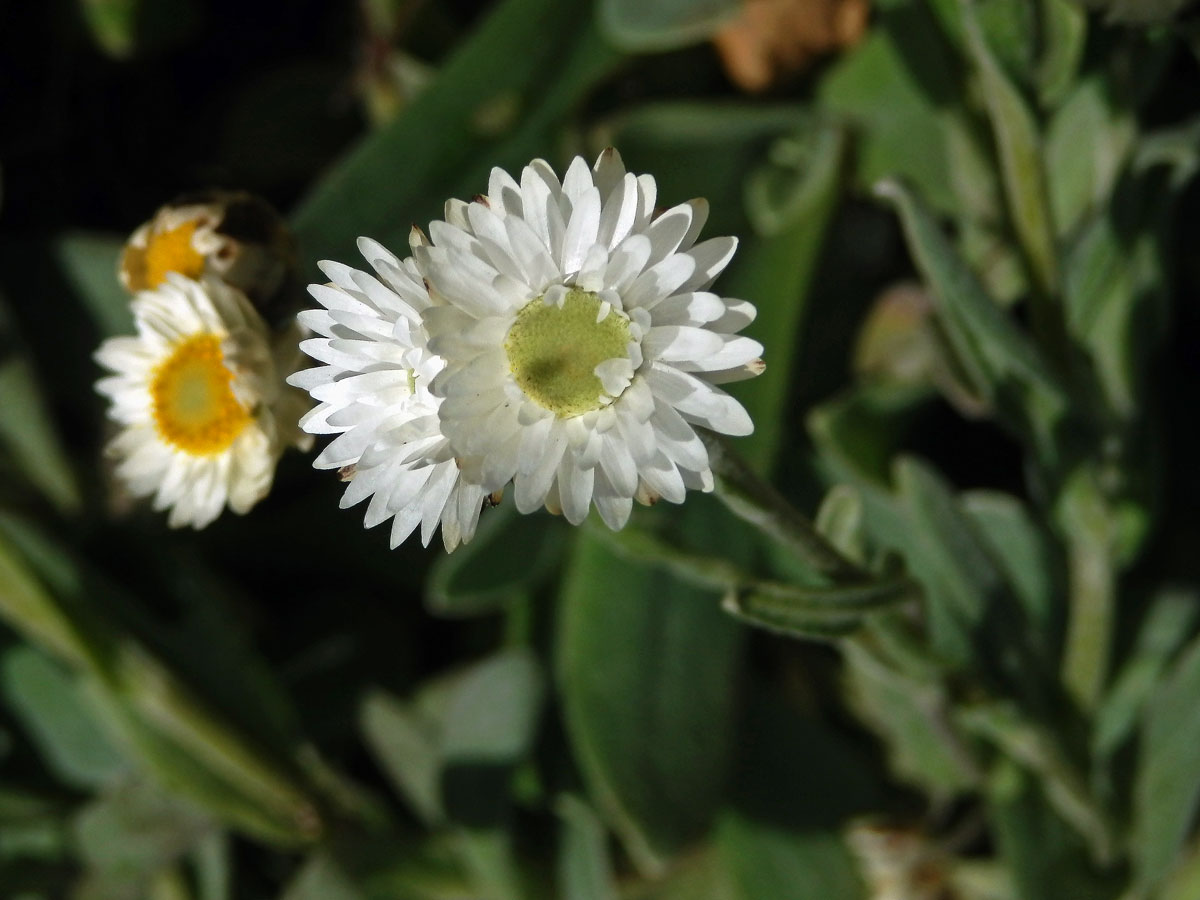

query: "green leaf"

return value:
[361, 654, 542, 900]
[716, 815, 863, 900]
[1163, 835, 1200, 900]
[743, 119, 844, 236]
[620, 846, 737, 900]
[192, 832, 232, 900]
[0, 359, 81, 515]
[0, 299, 82, 514]
[961, 490, 1060, 651]
[360, 689, 444, 826]
[1132, 630, 1200, 892]
[439, 649, 544, 826]
[1075, 0, 1193, 23]
[1094, 588, 1198, 760]
[807, 383, 933, 489]
[1037, 0, 1087, 108]
[1044, 77, 1136, 240]
[962, 702, 1115, 865]
[961, 0, 1059, 299]
[292, 0, 621, 270]
[557, 796, 618, 900]
[874, 178, 1068, 460]
[557, 499, 746, 875]
[1062, 142, 1183, 423]
[985, 759, 1113, 900]
[0, 646, 128, 790]
[426, 505, 566, 618]
[74, 777, 212, 883]
[814, 485, 866, 565]
[279, 852, 364, 900]
[78, 0, 139, 58]
[727, 121, 844, 475]
[598, 0, 738, 50]
[0, 519, 323, 847]
[0, 526, 104, 671]
[895, 458, 1008, 665]
[82, 672, 322, 848]
[595, 102, 808, 236]
[55, 233, 130, 338]
[819, 5, 965, 214]
[842, 640, 980, 797]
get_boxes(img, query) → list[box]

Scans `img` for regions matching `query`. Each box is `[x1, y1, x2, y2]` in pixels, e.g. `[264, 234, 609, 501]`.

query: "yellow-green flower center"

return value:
[151, 334, 250, 455]
[504, 289, 631, 418]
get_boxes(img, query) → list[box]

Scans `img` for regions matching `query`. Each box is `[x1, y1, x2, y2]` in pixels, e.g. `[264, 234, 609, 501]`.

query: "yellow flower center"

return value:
[123, 221, 207, 291]
[151, 334, 250, 455]
[504, 289, 631, 418]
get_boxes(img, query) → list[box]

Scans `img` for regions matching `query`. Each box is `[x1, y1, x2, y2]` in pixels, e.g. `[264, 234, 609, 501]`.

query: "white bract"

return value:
[288, 236, 489, 551]
[418, 149, 764, 530]
[95, 275, 302, 528]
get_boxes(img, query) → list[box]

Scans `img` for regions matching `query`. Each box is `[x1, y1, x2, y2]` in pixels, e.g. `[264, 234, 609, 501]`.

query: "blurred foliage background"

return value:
[4, 0, 1200, 897]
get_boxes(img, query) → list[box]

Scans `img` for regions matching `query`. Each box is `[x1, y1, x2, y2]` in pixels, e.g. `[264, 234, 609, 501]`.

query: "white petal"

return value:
[558, 455, 595, 525]
[678, 237, 738, 293]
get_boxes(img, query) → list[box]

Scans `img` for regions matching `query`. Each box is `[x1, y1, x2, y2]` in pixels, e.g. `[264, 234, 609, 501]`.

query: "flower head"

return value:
[287, 236, 489, 551]
[119, 192, 296, 309]
[417, 149, 764, 530]
[95, 274, 305, 528]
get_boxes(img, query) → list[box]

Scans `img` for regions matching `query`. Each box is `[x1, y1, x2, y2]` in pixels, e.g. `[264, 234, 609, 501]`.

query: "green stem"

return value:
[593, 523, 914, 640]
[701, 432, 869, 583]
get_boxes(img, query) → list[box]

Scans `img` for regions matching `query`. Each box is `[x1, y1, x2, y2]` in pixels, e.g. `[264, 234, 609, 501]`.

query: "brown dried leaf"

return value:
[713, 0, 870, 92]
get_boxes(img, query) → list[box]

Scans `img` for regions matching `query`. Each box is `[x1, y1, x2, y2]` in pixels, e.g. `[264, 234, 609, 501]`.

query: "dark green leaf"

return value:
[726, 121, 844, 474]
[557, 500, 746, 875]
[426, 505, 566, 618]
[292, 0, 621, 271]
[595, 102, 807, 236]
[1094, 588, 1199, 760]
[1132, 630, 1200, 891]
[56, 233, 130, 338]
[961, 490, 1060, 651]
[0, 299, 82, 514]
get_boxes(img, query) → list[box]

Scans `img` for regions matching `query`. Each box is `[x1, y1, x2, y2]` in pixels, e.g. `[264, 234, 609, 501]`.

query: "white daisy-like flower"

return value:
[95, 274, 304, 529]
[286, 236, 490, 551]
[416, 149, 765, 530]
